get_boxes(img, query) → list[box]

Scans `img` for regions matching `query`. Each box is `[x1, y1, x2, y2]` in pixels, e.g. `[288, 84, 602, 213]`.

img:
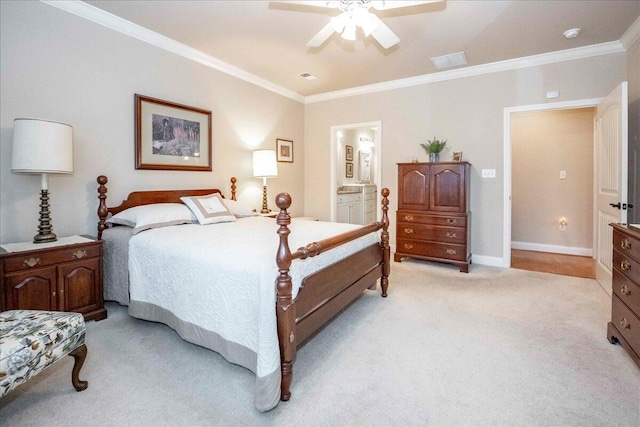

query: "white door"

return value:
[594, 82, 628, 295]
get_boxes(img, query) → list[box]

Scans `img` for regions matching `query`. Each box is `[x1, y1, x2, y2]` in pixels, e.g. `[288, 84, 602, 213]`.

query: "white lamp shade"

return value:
[11, 118, 73, 174]
[253, 149, 278, 178]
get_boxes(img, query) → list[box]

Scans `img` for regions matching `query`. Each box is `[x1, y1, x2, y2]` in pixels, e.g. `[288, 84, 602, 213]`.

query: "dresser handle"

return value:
[446, 232, 457, 238]
[73, 250, 87, 259]
[446, 219, 457, 224]
[620, 238, 631, 250]
[620, 317, 631, 330]
[23, 257, 41, 268]
[404, 215, 414, 221]
[446, 248, 457, 255]
[621, 284, 631, 296]
[404, 228, 414, 234]
[52, 291, 56, 297]
[404, 243, 414, 250]
[621, 259, 631, 271]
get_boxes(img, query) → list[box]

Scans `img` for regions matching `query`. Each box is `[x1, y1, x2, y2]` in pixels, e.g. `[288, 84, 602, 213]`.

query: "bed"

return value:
[96, 175, 390, 411]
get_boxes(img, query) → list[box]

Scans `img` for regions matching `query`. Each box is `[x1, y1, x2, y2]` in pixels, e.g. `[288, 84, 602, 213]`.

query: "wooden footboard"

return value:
[275, 189, 390, 401]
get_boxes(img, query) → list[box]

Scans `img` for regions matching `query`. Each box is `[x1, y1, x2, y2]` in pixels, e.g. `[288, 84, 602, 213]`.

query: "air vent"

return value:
[299, 72, 318, 80]
[431, 52, 468, 70]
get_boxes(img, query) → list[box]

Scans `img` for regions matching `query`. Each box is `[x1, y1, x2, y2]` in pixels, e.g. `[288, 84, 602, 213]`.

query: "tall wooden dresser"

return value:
[394, 161, 471, 272]
[608, 223, 640, 368]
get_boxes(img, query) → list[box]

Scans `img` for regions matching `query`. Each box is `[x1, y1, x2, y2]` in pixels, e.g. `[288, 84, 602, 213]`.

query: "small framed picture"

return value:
[276, 138, 293, 163]
[452, 151, 463, 162]
[346, 162, 354, 178]
[346, 145, 353, 161]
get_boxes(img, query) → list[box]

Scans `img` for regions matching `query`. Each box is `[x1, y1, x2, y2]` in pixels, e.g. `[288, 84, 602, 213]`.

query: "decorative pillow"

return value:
[181, 193, 237, 225]
[222, 198, 258, 218]
[106, 203, 196, 234]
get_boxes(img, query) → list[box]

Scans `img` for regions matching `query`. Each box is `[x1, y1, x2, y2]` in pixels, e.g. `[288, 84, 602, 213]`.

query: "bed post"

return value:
[380, 188, 390, 297]
[97, 175, 109, 240]
[275, 192, 296, 401]
[230, 177, 237, 201]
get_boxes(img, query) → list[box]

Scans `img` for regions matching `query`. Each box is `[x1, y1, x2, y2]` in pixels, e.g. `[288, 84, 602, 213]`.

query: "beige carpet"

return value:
[1, 260, 639, 426]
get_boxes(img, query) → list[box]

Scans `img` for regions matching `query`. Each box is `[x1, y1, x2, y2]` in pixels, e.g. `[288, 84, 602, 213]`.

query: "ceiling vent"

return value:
[431, 52, 468, 70]
[299, 72, 318, 80]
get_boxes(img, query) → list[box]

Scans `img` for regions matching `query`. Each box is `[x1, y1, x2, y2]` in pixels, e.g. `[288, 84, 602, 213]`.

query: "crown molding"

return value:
[304, 41, 625, 103]
[621, 15, 640, 49]
[40, 0, 305, 103]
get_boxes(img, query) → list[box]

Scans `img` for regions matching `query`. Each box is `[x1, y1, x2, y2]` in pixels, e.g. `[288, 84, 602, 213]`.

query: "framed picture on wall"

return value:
[135, 94, 212, 171]
[346, 162, 354, 178]
[346, 145, 353, 161]
[359, 151, 371, 183]
[276, 138, 294, 163]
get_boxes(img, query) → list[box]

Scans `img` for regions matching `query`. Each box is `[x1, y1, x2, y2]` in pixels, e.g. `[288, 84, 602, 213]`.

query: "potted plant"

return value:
[420, 137, 447, 162]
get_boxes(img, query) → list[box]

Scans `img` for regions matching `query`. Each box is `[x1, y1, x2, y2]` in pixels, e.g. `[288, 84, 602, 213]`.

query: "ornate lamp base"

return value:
[33, 189, 57, 243]
[261, 184, 270, 214]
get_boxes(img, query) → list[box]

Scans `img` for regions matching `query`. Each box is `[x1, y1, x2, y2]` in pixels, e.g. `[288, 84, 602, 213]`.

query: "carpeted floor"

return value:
[1, 260, 639, 426]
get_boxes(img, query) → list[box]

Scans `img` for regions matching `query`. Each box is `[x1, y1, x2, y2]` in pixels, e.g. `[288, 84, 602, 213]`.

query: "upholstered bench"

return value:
[0, 310, 88, 397]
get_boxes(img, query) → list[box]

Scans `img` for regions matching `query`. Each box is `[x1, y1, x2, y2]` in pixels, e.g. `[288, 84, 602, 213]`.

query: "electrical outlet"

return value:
[560, 170, 567, 179]
[482, 169, 496, 178]
[559, 224, 566, 231]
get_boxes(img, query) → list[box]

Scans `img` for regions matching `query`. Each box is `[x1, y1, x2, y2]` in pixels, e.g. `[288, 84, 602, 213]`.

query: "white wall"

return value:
[626, 36, 640, 224]
[304, 55, 626, 263]
[0, 1, 305, 244]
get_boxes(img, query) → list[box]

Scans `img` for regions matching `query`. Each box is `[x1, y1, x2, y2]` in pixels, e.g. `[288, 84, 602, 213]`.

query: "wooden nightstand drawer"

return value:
[3, 243, 101, 273]
[614, 229, 640, 263]
[612, 294, 640, 356]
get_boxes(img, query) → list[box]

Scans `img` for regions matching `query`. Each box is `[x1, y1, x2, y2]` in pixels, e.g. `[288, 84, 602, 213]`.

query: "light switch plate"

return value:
[482, 169, 496, 178]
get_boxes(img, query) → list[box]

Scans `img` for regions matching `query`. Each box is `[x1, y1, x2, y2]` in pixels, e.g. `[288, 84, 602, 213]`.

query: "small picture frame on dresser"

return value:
[452, 151, 463, 161]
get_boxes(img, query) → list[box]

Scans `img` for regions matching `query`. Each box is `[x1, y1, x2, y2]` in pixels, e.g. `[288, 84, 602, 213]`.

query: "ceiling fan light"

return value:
[358, 13, 378, 37]
[331, 14, 348, 32]
[342, 21, 357, 40]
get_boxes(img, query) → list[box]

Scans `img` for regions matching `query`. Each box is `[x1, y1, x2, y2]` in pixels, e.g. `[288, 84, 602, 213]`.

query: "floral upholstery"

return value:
[0, 310, 86, 397]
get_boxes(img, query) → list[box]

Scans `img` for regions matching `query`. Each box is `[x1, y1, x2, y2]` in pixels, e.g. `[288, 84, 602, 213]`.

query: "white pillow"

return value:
[181, 193, 237, 225]
[106, 203, 196, 234]
[222, 198, 258, 218]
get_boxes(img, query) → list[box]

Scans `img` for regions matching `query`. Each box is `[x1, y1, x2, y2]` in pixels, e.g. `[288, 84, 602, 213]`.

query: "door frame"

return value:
[329, 121, 382, 221]
[502, 97, 602, 268]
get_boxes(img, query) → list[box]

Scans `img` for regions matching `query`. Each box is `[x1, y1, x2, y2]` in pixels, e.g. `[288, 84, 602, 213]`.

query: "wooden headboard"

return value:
[97, 175, 237, 238]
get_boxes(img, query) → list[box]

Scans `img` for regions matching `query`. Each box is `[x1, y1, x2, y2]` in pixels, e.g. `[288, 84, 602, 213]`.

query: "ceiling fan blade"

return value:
[369, 14, 400, 48]
[371, 0, 444, 10]
[306, 21, 337, 47]
[273, 1, 340, 8]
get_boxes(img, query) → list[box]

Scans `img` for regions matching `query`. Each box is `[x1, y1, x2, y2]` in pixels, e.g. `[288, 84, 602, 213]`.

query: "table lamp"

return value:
[11, 118, 74, 243]
[253, 149, 278, 213]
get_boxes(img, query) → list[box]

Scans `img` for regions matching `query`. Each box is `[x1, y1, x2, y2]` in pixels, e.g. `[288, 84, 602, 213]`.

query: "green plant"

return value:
[420, 137, 447, 154]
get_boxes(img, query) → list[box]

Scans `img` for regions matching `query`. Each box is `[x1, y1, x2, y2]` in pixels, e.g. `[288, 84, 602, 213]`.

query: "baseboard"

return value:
[511, 241, 593, 257]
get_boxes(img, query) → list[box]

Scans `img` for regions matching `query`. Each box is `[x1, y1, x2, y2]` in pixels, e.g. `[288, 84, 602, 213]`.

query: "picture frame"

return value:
[452, 151, 463, 162]
[346, 145, 353, 161]
[135, 94, 212, 171]
[358, 151, 371, 183]
[276, 138, 294, 163]
[346, 162, 354, 178]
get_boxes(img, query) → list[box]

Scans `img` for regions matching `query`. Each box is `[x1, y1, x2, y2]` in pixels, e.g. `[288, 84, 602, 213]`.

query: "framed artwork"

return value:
[359, 151, 371, 183]
[346, 145, 353, 161]
[346, 162, 354, 178]
[135, 94, 212, 171]
[453, 151, 463, 161]
[276, 138, 294, 163]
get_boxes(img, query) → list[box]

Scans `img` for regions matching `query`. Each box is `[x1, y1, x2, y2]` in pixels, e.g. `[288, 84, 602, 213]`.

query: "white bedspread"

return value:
[127, 217, 379, 411]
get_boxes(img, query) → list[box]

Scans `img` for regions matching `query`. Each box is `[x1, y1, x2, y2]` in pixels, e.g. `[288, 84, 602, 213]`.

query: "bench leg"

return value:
[69, 344, 88, 391]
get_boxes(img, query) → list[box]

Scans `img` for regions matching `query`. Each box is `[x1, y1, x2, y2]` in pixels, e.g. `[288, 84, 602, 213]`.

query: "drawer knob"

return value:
[447, 219, 457, 224]
[404, 228, 414, 234]
[621, 238, 631, 250]
[73, 250, 87, 259]
[621, 259, 631, 271]
[23, 257, 41, 268]
[446, 232, 457, 238]
[404, 215, 414, 221]
[446, 248, 457, 255]
[404, 243, 414, 250]
[621, 284, 631, 296]
[620, 317, 631, 330]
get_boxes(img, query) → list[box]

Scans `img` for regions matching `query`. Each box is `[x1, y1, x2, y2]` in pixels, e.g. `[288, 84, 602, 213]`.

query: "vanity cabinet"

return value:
[337, 192, 363, 224]
[394, 162, 471, 272]
[337, 185, 377, 225]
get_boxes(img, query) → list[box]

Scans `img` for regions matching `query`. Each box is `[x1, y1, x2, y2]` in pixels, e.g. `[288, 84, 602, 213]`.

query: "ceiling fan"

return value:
[278, 1, 443, 49]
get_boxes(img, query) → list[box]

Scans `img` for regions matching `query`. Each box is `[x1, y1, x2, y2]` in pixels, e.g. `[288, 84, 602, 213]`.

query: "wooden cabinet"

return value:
[394, 162, 471, 272]
[608, 224, 640, 368]
[1, 238, 107, 321]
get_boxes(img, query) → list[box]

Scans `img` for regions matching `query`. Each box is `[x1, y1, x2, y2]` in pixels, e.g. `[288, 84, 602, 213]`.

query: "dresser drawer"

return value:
[3, 243, 101, 273]
[397, 211, 466, 227]
[365, 192, 376, 201]
[613, 249, 640, 285]
[613, 269, 640, 315]
[614, 229, 640, 262]
[397, 223, 466, 244]
[397, 239, 467, 261]
[612, 294, 640, 356]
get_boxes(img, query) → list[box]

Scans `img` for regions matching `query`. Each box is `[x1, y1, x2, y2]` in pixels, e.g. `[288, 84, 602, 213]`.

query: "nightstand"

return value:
[0, 236, 107, 321]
